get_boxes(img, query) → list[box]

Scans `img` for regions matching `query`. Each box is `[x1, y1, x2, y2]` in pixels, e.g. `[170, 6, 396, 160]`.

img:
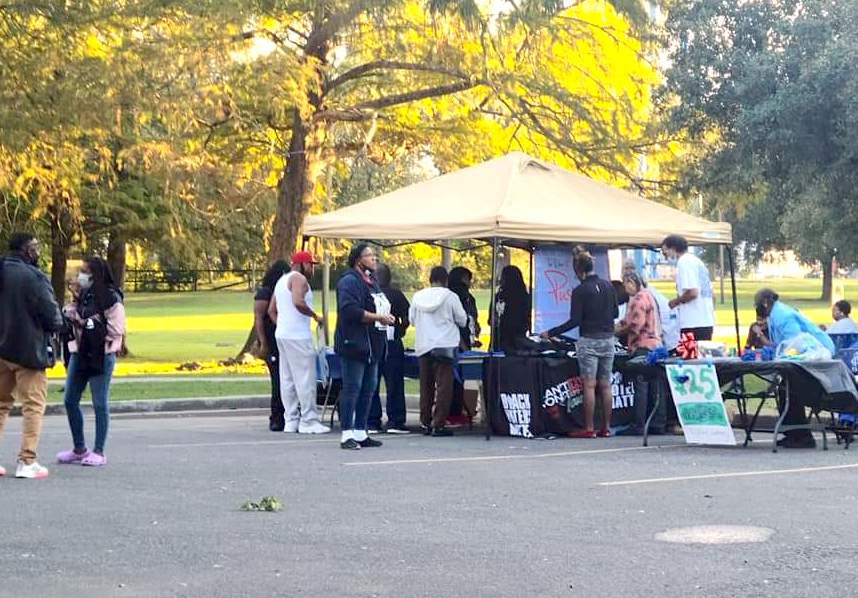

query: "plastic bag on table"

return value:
[775, 332, 833, 362]
[315, 328, 330, 381]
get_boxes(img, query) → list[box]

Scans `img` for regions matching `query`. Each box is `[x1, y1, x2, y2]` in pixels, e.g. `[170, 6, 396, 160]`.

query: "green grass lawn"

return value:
[46, 379, 272, 403]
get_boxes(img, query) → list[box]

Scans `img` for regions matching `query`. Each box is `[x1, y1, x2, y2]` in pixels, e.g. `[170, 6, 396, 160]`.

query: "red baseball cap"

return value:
[291, 251, 318, 265]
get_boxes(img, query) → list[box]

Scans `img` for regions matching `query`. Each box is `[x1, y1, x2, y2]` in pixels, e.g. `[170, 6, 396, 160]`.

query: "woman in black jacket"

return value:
[448, 267, 480, 419]
[253, 260, 291, 431]
[491, 265, 532, 353]
[448, 267, 480, 350]
[334, 244, 396, 450]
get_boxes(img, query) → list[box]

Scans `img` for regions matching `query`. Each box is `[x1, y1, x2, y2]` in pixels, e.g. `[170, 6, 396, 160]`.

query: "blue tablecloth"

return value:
[322, 350, 497, 382]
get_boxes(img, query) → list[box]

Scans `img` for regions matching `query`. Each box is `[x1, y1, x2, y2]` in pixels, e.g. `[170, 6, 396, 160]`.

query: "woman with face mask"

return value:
[56, 257, 126, 467]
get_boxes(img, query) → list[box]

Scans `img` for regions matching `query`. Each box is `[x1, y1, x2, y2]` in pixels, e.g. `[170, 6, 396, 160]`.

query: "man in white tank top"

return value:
[267, 252, 330, 434]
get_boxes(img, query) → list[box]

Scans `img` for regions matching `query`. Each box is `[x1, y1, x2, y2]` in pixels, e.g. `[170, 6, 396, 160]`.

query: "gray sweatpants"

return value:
[275, 338, 321, 426]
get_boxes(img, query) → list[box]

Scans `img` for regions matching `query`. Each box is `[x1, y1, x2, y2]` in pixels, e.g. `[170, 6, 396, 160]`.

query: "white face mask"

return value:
[77, 272, 93, 290]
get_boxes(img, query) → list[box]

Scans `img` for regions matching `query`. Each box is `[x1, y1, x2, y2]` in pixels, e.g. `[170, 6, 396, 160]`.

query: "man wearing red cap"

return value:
[267, 251, 330, 434]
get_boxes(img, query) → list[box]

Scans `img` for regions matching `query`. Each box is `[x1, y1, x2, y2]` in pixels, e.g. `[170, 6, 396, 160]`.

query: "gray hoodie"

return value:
[409, 287, 468, 357]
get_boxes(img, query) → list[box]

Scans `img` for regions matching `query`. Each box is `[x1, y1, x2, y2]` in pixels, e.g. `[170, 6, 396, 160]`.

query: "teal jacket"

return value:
[767, 301, 835, 354]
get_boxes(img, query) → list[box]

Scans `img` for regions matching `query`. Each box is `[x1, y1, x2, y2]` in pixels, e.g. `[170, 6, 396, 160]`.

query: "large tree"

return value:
[192, 0, 660, 264]
[660, 0, 858, 300]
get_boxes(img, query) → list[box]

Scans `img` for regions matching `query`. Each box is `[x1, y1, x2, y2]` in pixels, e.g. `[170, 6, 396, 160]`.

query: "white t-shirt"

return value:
[675, 252, 714, 330]
[273, 272, 313, 340]
[649, 286, 680, 350]
[829, 317, 858, 334]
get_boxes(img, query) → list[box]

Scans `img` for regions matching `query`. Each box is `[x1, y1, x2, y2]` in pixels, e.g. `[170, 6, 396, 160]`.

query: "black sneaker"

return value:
[422, 425, 432, 436]
[269, 420, 285, 432]
[340, 439, 361, 450]
[359, 437, 383, 448]
[386, 424, 411, 435]
[432, 427, 454, 437]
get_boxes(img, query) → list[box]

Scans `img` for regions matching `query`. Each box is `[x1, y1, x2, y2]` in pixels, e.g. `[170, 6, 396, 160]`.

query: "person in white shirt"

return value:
[267, 251, 330, 434]
[409, 267, 468, 437]
[827, 300, 858, 334]
[661, 235, 715, 341]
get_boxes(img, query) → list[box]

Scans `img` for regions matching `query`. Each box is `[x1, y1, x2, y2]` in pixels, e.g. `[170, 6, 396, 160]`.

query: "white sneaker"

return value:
[298, 421, 331, 434]
[15, 461, 49, 479]
[0, 464, 5, 477]
[284, 420, 300, 433]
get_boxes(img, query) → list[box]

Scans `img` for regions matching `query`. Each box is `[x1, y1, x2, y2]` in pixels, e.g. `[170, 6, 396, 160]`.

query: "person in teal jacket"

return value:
[754, 288, 831, 448]
[754, 289, 835, 354]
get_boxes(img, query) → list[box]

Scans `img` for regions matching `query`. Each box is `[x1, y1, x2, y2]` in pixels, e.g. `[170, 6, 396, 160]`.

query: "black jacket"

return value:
[450, 285, 479, 349]
[382, 286, 410, 341]
[0, 256, 64, 369]
[492, 289, 531, 351]
[547, 274, 618, 339]
[334, 269, 386, 362]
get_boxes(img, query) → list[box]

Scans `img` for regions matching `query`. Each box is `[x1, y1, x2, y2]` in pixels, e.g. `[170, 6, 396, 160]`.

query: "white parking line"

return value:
[599, 462, 858, 487]
[148, 435, 414, 449]
[343, 444, 685, 467]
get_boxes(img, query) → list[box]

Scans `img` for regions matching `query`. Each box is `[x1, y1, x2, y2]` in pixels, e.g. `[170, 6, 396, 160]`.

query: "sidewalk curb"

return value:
[15, 394, 425, 417]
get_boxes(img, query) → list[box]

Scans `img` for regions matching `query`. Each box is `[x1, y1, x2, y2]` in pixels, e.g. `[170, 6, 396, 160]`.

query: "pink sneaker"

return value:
[81, 452, 107, 467]
[57, 449, 89, 464]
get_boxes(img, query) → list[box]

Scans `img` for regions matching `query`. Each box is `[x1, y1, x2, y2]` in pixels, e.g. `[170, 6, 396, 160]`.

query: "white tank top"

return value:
[273, 272, 313, 340]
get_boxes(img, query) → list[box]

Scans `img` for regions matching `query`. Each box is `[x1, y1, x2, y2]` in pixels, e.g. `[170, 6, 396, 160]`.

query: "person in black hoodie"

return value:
[0, 233, 64, 479]
[491, 265, 532, 353]
[253, 260, 291, 431]
[448, 267, 480, 419]
[334, 244, 396, 450]
[367, 263, 411, 434]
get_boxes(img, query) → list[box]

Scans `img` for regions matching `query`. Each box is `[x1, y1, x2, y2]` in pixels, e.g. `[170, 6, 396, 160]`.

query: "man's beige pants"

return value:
[0, 357, 47, 464]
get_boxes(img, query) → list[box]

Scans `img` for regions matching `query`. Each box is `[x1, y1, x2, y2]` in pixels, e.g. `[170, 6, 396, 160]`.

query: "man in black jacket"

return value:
[367, 264, 411, 434]
[0, 233, 64, 479]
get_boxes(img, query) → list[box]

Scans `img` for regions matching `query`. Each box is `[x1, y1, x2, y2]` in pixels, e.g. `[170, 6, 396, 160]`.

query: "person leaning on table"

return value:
[615, 272, 666, 436]
[540, 251, 618, 439]
[755, 288, 835, 449]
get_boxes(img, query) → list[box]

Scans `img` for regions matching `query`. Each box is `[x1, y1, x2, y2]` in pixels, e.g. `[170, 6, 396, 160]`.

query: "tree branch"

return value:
[324, 61, 474, 94]
[314, 79, 483, 122]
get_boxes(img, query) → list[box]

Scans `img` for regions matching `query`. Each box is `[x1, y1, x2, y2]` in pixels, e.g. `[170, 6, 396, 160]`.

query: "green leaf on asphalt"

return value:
[240, 496, 282, 512]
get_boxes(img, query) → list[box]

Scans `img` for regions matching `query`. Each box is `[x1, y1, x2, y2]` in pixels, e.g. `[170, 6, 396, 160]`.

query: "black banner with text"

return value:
[485, 356, 636, 438]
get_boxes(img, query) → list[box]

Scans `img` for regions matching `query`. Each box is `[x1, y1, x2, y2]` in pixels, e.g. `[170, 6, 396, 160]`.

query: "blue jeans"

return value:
[339, 358, 378, 432]
[368, 339, 407, 428]
[64, 353, 116, 453]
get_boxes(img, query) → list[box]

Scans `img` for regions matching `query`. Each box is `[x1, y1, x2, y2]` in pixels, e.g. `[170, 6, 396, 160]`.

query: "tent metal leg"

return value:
[486, 237, 500, 441]
[727, 246, 742, 354]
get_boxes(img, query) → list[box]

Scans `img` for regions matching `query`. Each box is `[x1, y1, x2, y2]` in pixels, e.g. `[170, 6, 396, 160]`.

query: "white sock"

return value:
[353, 430, 368, 442]
[341, 430, 354, 443]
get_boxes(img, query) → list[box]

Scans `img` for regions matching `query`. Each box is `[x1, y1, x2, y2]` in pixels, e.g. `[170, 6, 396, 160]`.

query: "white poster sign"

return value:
[534, 246, 609, 337]
[666, 364, 736, 446]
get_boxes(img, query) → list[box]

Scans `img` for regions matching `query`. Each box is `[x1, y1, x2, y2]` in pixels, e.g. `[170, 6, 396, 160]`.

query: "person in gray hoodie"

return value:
[409, 267, 468, 436]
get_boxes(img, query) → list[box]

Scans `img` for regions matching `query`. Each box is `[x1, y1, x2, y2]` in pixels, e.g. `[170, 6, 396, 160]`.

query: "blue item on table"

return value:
[645, 347, 669, 365]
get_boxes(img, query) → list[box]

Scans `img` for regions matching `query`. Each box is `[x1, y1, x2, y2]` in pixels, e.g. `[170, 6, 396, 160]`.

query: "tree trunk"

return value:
[268, 114, 314, 263]
[107, 231, 127, 288]
[821, 257, 833, 303]
[49, 204, 72, 305]
[240, 13, 330, 360]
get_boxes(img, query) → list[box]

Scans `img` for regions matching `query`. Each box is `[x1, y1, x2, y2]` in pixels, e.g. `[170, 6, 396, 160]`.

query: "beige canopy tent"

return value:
[304, 152, 732, 246]
[305, 153, 740, 439]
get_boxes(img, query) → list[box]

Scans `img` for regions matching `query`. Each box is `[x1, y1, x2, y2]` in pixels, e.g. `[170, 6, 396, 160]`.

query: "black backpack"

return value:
[78, 310, 107, 375]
